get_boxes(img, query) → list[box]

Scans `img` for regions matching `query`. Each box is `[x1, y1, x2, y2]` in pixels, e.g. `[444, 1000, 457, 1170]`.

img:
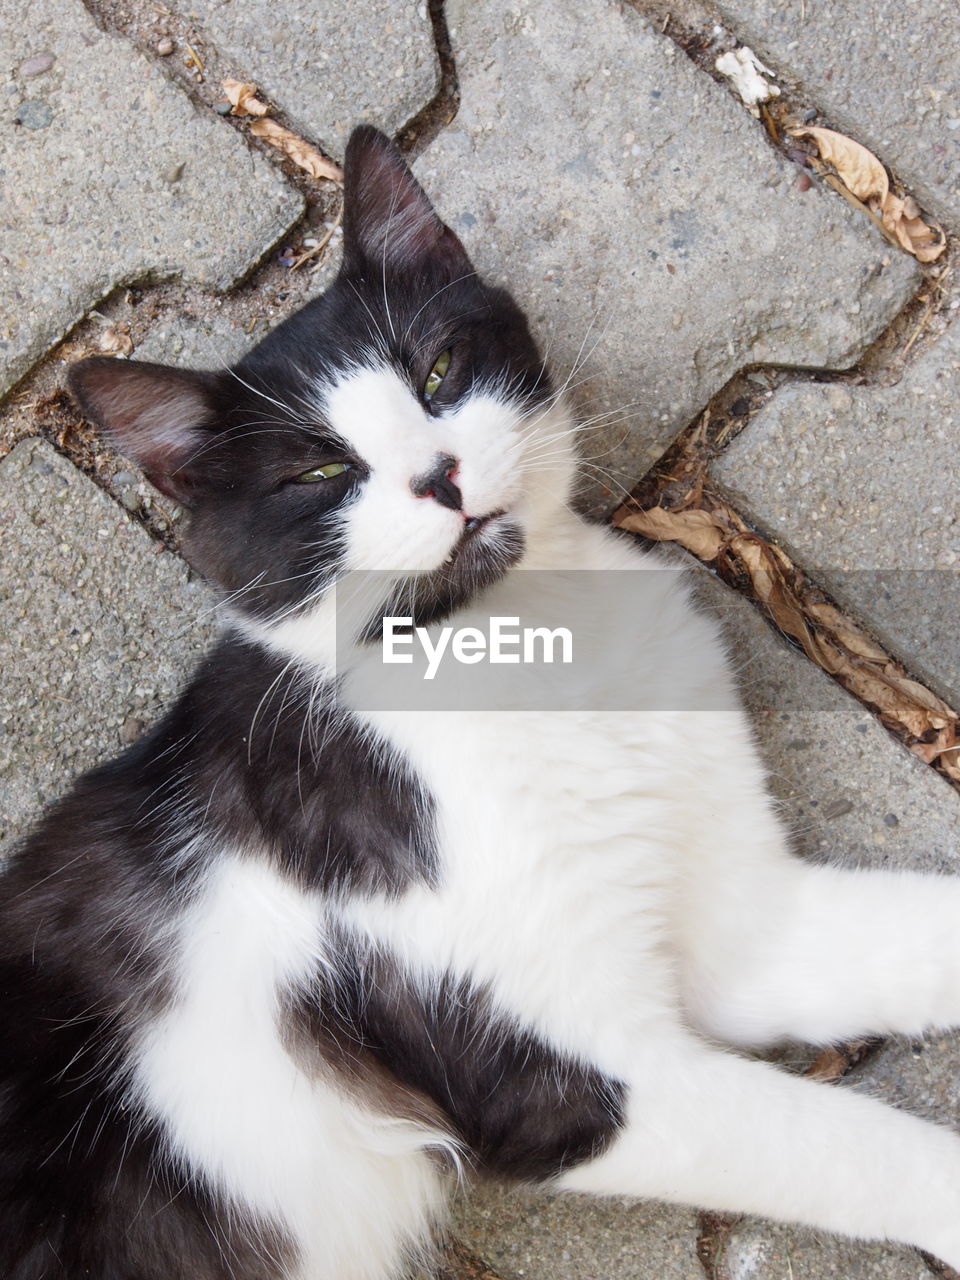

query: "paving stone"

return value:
[133, 308, 254, 370]
[711, 320, 960, 708]
[712, 0, 960, 228]
[185, 0, 438, 151]
[455, 1183, 703, 1280]
[0, 0, 303, 399]
[693, 568, 960, 875]
[716, 1219, 930, 1280]
[0, 440, 215, 861]
[416, 0, 918, 515]
[852, 1029, 960, 1131]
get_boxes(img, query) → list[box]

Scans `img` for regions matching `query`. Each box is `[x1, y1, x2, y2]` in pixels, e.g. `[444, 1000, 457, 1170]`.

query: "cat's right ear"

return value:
[67, 357, 221, 506]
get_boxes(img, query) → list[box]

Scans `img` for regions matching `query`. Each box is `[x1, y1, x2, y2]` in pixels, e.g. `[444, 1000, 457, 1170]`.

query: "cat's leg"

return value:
[679, 853, 960, 1047]
[557, 1034, 960, 1270]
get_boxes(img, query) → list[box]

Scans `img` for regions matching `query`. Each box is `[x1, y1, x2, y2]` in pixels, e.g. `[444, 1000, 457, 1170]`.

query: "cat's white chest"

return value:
[342, 708, 689, 1075]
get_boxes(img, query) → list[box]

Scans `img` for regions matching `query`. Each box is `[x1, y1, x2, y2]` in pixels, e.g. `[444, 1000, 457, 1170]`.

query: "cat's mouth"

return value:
[458, 508, 507, 546]
[358, 513, 525, 642]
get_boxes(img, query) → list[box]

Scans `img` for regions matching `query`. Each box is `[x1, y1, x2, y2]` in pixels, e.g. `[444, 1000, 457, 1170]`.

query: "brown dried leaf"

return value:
[790, 126, 888, 203]
[614, 506, 727, 560]
[222, 77, 269, 117]
[249, 118, 343, 182]
[99, 324, 133, 357]
[907, 219, 948, 263]
[806, 1040, 873, 1083]
[805, 601, 889, 661]
[615, 493, 960, 780]
[886, 672, 953, 720]
[790, 126, 946, 262]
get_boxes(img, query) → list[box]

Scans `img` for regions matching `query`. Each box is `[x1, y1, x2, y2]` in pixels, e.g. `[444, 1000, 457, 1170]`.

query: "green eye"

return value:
[294, 461, 352, 483]
[423, 349, 452, 400]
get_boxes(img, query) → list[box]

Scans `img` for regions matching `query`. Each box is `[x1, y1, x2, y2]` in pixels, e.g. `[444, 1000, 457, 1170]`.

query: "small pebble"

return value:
[214, 100, 233, 115]
[19, 52, 55, 78]
[14, 99, 53, 129]
[119, 716, 147, 746]
[795, 172, 812, 192]
[821, 797, 854, 820]
[801, 106, 818, 123]
[156, 36, 174, 56]
[162, 162, 186, 184]
[883, 813, 899, 828]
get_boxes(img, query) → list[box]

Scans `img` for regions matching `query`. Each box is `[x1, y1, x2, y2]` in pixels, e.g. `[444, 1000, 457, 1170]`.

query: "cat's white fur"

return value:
[136, 366, 960, 1278]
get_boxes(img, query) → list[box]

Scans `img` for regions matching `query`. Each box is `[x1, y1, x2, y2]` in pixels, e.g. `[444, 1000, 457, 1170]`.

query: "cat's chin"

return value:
[360, 516, 526, 639]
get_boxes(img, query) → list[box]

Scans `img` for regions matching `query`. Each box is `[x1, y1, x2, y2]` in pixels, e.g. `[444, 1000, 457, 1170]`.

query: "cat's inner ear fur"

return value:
[68, 357, 221, 506]
[341, 124, 474, 280]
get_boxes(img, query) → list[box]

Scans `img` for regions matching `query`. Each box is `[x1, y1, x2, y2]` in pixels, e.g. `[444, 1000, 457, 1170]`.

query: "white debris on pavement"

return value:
[715, 46, 782, 108]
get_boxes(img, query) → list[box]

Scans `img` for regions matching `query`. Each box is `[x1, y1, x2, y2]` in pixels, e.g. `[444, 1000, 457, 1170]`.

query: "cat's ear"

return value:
[341, 124, 474, 279]
[67, 357, 222, 506]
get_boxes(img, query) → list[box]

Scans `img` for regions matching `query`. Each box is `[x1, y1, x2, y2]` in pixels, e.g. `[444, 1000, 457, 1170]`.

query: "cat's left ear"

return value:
[341, 124, 474, 280]
[67, 357, 222, 506]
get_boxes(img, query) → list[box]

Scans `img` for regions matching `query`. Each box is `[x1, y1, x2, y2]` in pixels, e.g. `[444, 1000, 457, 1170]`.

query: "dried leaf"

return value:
[249, 118, 343, 183]
[614, 506, 727, 560]
[615, 492, 960, 787]
[222, 77, 269, 117]
[715, 47, 781, 106]
[789, 126, 946, 262]
[99, 324, 133, 357]
[789, 126, 888, 203]
[806, 1040, 873, 1083]
[806, 601, 889, 661]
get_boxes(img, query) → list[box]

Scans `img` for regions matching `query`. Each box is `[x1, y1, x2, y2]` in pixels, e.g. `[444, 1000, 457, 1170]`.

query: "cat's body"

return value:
[3, 126, 960, 1279]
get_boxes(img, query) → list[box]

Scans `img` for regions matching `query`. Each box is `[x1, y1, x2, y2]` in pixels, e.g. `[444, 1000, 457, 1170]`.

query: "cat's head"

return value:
[68, 126, 577, 648]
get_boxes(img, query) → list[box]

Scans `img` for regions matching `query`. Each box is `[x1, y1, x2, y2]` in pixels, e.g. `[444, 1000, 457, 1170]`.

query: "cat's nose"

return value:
[411, 454, 462, 512]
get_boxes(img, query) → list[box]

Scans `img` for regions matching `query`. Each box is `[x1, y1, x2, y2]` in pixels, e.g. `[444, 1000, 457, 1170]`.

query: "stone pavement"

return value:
[2, 0, 959, 1276]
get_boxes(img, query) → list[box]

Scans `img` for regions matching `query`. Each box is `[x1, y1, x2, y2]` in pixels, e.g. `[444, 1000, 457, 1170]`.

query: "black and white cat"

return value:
[3, 124, 960, 1279]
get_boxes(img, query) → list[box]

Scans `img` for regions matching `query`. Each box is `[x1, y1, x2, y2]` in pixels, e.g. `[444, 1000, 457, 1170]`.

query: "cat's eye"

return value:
[294, 462, 352, 483]
[423, 349, 452, 401]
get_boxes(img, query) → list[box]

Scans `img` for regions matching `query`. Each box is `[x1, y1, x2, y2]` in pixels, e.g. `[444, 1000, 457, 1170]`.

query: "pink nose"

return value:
[411, 454, 462, 512]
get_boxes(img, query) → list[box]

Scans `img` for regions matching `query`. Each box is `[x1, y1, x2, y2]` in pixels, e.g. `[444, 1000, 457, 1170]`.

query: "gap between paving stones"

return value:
[627, 0, 951, 255]
[596, 0, 960, 793]
[1, 0, 460, 542]
[79, 0, 457, 162]
[614, 393, 960, 795]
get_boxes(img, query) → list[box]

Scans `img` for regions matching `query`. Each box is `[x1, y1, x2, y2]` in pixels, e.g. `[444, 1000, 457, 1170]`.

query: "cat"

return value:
[2, 122, 960, 1280]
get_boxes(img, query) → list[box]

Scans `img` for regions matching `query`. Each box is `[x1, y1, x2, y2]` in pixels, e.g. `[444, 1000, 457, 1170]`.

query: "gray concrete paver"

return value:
[852, 1030, 960, 1131]
[455, 1184, 703, 1280]
[133, 308, 254, 369]
[712, 319, 960, 707]
[712, 0, 960, 228]
[716, 1219, 930, 1280]
[0, 440, 215, 860]
[0, 0, 303, 398]
[185, 0, 438, 151]
[694, 567, 960, 875]
[417, 0, 918, 514]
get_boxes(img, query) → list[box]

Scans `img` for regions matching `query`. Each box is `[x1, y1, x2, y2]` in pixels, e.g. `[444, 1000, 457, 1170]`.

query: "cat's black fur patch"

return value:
[0, 956, 291, 1280]
[294, 944, 627, 1180]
